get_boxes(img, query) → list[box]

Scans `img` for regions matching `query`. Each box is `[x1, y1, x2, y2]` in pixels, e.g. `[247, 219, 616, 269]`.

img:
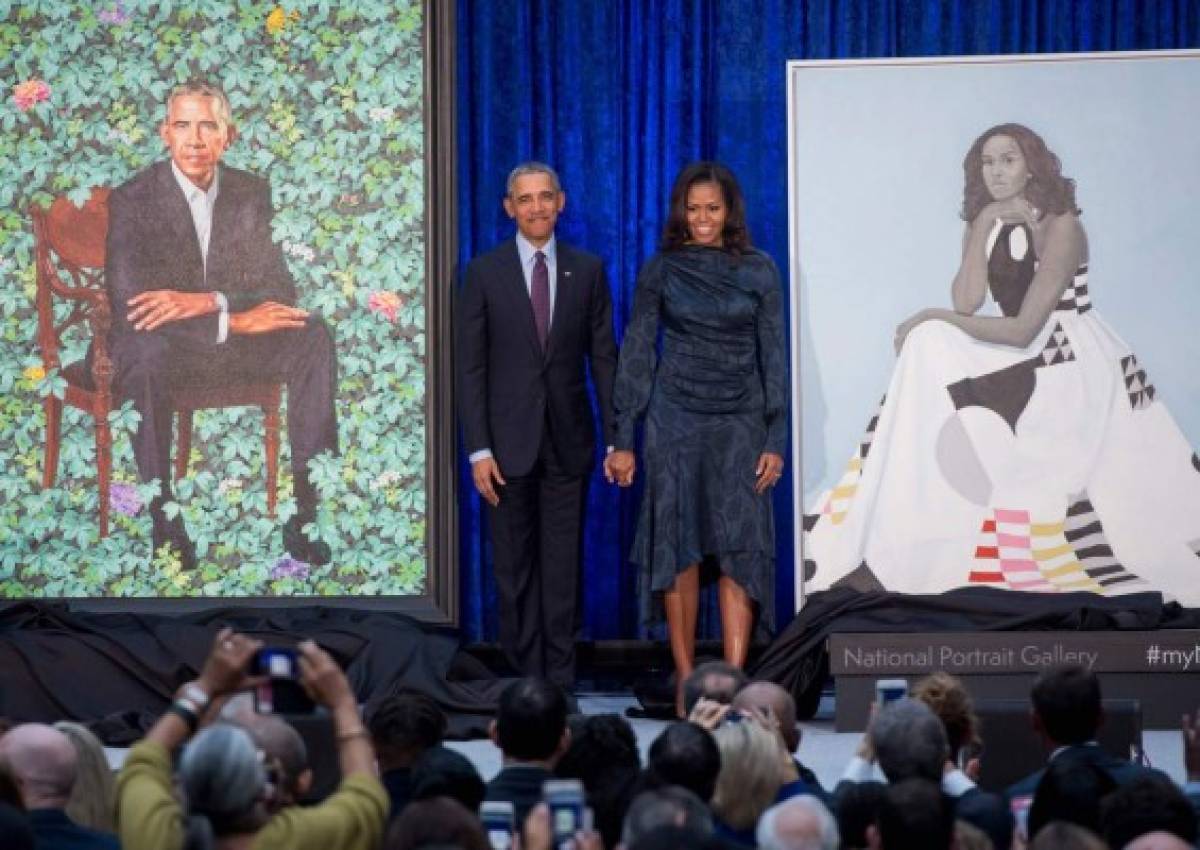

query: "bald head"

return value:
[757, 796, 839, 850]
[1125, 833, 1194, 850]
[734, 681, 799, 753]
[0, 724, 77, 808]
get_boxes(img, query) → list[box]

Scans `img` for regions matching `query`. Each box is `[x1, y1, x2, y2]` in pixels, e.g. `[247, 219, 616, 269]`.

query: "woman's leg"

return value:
[664, 564, 700, 717]
[718, 574, 754, 669]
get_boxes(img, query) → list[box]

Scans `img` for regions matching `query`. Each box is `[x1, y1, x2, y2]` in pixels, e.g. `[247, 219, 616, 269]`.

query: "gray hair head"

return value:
[165, 79, 234, 133]
[757, 795, 840, 850]
[871, 698, 950, 783]
[506, 161, 561, 196]
[179, 724, 266, 845]
[621, 786, 713, 847]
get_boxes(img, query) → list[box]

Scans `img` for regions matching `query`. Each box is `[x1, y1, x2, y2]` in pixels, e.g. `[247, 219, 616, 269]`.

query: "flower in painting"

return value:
[371, 470, 400, 491]
[22, 365, 46, 384]
[266, 7, 300, 35]
[368, 290, 403, 323]
[368, 106, 395, 123]
[12, 79, 51, 112]
[110, 482, 144, 517]
[98, 1, 130, 24]
[217, 477, 243, 496]
[271, 556, 311, 580]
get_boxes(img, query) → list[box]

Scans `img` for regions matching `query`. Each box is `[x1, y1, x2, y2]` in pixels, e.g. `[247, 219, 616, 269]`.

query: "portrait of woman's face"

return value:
[980, 133, 1030, 203]
[685, 180, 727, 246]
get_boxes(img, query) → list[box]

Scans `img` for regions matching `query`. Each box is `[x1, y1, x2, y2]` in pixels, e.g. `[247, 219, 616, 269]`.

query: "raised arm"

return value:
[898, 212, 1085, 352]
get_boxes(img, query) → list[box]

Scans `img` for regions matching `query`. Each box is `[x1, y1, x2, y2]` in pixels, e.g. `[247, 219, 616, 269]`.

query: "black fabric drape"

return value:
[0, 603, 504, 743]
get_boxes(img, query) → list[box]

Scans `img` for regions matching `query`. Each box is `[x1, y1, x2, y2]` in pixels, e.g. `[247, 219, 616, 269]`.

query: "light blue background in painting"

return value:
[790, 52, 1200, 503]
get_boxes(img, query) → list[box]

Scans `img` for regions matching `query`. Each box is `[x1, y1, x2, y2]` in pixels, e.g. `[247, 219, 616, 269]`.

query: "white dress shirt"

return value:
[170, 161, 229, 343]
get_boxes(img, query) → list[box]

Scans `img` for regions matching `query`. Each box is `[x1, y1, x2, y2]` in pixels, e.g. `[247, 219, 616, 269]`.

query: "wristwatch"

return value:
[178, 681, 211, 711]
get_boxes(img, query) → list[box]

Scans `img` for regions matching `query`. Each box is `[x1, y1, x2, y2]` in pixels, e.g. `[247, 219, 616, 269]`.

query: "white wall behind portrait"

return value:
[790, 52, 1200, 506]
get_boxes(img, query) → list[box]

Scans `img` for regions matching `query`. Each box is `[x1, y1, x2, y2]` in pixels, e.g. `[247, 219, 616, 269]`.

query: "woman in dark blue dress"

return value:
[607, 162, 788, 715]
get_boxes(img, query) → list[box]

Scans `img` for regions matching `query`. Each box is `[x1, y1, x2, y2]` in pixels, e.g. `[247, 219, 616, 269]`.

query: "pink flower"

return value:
[98, 1, 130, 24]
[12, 79, 50, 112]
[368, 290, 403, 323]
[110, 482, 143, 517]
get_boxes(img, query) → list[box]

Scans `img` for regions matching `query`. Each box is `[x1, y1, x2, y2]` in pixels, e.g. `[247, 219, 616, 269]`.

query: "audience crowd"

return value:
[1, 636, 1198, 850]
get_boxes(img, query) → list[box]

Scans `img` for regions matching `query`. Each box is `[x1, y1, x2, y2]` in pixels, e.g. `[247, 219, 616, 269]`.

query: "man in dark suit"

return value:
[1005, 664, 1162, 802]
[104, 80, 337, 568]
[0, 724, 120, 850]
[484, 678, 570, 827]
[456, 162, 618, 688]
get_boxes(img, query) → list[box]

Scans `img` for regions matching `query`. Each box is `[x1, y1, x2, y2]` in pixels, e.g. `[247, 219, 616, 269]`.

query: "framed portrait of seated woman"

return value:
[787, 51, 1200, 609]
[1, 2, 460, 621]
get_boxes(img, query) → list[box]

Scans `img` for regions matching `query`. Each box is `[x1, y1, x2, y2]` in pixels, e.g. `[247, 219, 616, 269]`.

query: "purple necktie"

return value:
[531, 250, 550, 349]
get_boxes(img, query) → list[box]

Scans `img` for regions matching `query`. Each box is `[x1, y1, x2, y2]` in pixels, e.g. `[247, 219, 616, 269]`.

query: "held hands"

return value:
[604, 449, 636, 487]
[229, 301, 310, 335]
[893, 307, 950, 354]
[754, 452, 784, 494]
[128, 289, 218, 331]
[471, 457, 506, 507]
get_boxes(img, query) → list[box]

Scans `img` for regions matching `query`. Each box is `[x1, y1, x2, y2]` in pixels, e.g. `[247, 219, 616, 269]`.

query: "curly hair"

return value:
[961, 123, 1080, 222]
[661, 161, 751, 254]
[912, 672, 979, 762]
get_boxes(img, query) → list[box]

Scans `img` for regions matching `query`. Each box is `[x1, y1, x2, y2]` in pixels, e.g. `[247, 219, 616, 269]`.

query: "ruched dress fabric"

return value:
[614, 246, 789, 628]
[804, 221, 1200, 605]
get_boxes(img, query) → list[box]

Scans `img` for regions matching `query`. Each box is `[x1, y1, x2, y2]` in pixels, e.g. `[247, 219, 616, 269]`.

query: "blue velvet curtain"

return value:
[455, 0, 1200, 643]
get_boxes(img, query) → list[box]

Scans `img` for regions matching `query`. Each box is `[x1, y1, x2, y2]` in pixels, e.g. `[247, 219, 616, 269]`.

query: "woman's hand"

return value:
[754, 452, 784, 494]
[976, 197, 1040, 230]
[196, 627, 264, 698]
[894, 308, 942, 354]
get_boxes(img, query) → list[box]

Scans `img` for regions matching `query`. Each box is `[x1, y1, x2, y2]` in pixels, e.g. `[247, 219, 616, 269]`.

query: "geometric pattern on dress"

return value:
[819, 395, 886, 526]
[1038, 321, 1076, 367]
[968, 492, 1144, 592]
[1054, 268, 1092, 314]
[1120, 354, 1156, 410]
[1194, 453, 1200, 474]
[1190, 538, 1200, 560]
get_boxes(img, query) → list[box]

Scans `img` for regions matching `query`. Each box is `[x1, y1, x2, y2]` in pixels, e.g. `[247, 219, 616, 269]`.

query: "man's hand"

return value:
[604, 449, 636, 487]
[687, 697, 731, 731]
[128, 289, 218, 331]
[471, 457, 506, 507]
[229, 302, 310, 335]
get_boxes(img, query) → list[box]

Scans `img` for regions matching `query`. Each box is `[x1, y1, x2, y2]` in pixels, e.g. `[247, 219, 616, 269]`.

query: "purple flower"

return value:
[98, 2, 130, 24]
[271, 556, 311, 580]
[110, 482, 143, 517]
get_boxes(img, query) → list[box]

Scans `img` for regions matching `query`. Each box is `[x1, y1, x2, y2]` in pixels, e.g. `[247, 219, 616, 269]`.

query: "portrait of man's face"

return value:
[159, 93, 230, 190]
[503, 172, 565, 244]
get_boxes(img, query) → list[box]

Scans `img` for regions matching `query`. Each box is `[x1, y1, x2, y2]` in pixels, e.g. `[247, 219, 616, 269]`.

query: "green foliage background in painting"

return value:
[0, 0, 427, 598]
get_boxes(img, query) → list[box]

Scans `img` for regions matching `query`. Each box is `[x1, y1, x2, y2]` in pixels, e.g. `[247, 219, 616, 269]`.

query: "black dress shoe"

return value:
[151, 513, 196, 571]
[283, 516, 332, 566]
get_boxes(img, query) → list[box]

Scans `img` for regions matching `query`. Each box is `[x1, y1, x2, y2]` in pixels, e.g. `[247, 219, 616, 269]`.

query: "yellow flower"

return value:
[23, 365, 46, 383]
[265, 6, 300, 34]
[265, 6, 286, 33]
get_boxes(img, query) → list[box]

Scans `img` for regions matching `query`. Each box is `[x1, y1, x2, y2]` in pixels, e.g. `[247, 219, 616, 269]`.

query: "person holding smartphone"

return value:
[115, 628, 388, 850]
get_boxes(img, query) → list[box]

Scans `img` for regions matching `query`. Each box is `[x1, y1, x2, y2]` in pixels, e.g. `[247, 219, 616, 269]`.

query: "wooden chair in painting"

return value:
[31, 188, 282, 537]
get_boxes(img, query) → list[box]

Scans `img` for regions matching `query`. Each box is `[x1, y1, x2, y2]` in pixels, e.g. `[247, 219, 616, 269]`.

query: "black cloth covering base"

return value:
[0, 602, 506, 743]
[751, 587, 1200, 719]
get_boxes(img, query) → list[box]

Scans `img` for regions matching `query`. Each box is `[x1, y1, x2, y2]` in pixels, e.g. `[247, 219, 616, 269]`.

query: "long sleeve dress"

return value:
[613, 245, 789, 628]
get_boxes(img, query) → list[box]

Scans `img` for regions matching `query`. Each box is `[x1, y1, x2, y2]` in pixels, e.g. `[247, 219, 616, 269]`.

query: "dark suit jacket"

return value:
[1005, 742, 1165, 800]
[484, 764, 554, 829]
[456, 239, 617, 478]
[105, 160, 296, 349]
[27, 808, 120, 850]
